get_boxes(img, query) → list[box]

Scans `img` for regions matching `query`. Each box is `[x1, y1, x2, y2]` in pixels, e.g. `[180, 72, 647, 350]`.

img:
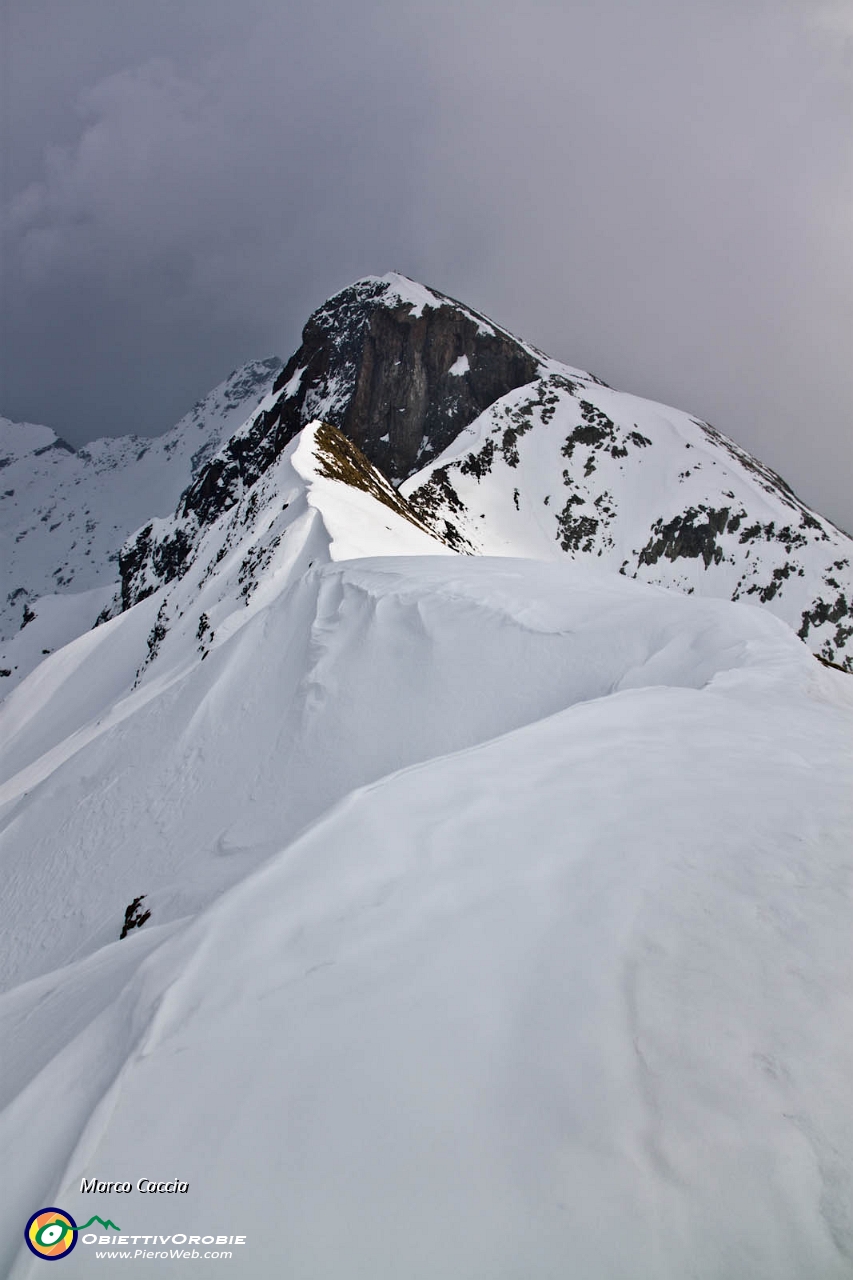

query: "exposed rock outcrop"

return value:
[282, 276, 542, 483]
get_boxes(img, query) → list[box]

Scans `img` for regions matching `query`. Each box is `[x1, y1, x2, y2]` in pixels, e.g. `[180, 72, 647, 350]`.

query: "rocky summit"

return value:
[120, 274, 543, 604]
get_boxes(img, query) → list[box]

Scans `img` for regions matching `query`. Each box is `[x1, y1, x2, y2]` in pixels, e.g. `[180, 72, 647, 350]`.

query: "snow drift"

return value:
[2, 552, 853, 1276]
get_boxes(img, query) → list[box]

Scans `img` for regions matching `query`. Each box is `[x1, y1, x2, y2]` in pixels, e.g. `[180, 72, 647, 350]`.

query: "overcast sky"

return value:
[2, 0, 852, 531]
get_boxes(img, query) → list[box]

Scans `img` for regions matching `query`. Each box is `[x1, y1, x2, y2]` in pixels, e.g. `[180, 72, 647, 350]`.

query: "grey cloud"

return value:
[2, 0, 852, 533]
[409, 0, 853, 529]
[2, 2, 434, 434]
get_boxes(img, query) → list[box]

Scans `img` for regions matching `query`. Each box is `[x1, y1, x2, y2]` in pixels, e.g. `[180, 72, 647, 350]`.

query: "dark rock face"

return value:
[286, 279, 542, 483]
[33, 437, 76, 457]
[180, 276, 540, 523]
[638, 505, 733, 571]
[118, 521, 195, 611]
[120, 275, 542, 607]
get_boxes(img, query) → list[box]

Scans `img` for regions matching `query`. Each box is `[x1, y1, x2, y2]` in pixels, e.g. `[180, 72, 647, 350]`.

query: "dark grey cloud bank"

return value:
[3, 0, 852, 531]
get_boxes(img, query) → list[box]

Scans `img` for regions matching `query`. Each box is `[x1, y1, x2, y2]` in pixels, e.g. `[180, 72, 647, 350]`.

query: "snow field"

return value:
[2, 593, 852, 1276]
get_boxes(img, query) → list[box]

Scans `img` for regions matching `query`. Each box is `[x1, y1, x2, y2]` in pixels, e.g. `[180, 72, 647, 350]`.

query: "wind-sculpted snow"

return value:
[113, 423, 450, 685]
[1, 556, 852, 1277]
[0, 359, 281, 692]
[0, 546, 814, 992]
[402, 369, 853, 668]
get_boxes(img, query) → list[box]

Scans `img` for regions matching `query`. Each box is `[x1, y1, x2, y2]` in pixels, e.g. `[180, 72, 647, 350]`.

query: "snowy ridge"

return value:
[1, 398, 827, 988]
[2, 546, 852, 1277]
[0, 358, 281, 691]
[111, 422, 449, 687]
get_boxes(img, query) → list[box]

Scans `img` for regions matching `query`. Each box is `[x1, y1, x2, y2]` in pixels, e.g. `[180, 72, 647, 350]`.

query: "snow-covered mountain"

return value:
[0, 358, 281, 690]
[2, 277, 853, 1278]
[120, 274, 853, 670]
[402, 371, 852, 666]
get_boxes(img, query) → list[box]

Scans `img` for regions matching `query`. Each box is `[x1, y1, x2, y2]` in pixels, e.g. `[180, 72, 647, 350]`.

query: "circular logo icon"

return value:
[24, 1208, 78, 1260]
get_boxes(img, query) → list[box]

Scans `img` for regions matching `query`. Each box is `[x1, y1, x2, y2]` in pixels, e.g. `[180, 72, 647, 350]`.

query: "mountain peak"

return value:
[312, 272, 516, 338]
[274, 271, 545, 482]
[118, 274, 546, 605]
[112, 276, 853, 669]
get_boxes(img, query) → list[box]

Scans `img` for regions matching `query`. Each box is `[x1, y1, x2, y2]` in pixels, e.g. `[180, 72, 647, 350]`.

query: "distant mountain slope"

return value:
[0, 358, 281, 689]
[401, 369, 853, 668]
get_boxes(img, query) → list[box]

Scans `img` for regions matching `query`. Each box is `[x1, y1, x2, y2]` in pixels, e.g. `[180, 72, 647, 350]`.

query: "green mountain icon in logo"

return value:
[74, 1215, 122, 1232]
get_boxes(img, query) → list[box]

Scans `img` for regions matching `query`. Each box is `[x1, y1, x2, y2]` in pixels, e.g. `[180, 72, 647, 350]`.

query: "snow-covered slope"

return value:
[402, 367, 853, 668]
[3, 277, 853, 1277]
[0, 422, 451, 987]
[2, 538, 852, 1276]
[0, 359, 281, 689]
